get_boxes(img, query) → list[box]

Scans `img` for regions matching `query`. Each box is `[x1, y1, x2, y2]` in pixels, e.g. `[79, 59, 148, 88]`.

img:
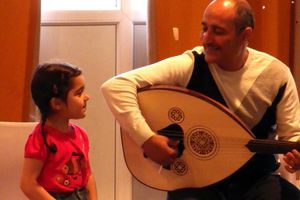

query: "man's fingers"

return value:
[168, 139, 179, 148]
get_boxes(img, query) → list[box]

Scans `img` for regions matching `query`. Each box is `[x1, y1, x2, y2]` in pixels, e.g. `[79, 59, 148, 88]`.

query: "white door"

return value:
[40, 0, 165, 199]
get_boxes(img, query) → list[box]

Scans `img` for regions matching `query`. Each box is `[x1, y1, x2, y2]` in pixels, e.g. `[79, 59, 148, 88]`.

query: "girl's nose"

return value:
[85, 93, 90, 101]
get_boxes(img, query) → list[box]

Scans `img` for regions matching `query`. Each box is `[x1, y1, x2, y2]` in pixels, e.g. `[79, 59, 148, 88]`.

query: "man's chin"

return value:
[203, 54, 218, 64]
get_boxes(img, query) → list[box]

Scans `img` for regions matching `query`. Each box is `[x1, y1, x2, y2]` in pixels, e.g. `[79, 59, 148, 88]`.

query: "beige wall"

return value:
[0, 0, 40, 121]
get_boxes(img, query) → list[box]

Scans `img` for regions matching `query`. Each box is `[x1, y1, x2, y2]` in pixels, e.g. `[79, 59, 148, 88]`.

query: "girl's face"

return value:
[63, 75, 90, 119]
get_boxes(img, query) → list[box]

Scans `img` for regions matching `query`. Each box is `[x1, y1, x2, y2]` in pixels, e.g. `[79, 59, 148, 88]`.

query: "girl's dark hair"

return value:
[31, 62, 82, 153]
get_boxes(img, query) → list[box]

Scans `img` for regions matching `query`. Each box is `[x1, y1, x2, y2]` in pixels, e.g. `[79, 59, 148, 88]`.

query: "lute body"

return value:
[121, 85, 300, 191]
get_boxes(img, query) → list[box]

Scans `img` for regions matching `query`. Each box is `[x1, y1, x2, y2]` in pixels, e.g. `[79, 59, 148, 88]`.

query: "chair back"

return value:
[0, 121, 37, 199]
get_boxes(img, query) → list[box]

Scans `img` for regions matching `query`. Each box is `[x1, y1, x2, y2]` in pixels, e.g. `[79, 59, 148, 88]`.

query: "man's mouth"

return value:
[204, 45, 219, 53]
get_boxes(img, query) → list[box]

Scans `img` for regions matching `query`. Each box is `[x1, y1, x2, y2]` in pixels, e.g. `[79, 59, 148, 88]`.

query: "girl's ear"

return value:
[49, 97, 64, 111]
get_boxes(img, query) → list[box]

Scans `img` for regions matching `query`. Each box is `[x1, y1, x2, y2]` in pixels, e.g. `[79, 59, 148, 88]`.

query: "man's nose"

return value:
[201, 31, 212, 43]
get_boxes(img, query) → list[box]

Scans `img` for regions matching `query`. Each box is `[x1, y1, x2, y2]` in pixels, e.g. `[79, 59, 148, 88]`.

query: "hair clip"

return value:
[52, 84, 59, 95]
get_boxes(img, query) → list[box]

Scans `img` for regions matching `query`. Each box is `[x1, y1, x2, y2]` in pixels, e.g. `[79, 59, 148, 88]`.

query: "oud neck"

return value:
[246, 139, 300, 154]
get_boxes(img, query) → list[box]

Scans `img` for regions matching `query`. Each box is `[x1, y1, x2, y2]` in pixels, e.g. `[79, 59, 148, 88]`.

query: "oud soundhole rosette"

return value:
[171, 158, 188, 176]
[168, 107, 184, 123]
[186, 127, 219, 160]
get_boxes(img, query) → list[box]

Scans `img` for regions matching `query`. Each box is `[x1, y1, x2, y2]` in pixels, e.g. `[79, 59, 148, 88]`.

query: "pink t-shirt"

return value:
[24, 123, 91, 192]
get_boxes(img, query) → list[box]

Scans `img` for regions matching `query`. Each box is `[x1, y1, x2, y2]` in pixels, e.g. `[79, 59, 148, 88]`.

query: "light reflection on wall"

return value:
[41, 0, 120, 11]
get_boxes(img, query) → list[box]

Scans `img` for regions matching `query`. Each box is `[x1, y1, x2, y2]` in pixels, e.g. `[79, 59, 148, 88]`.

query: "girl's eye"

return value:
[76, 92, 82, 96]
[75, 88, 84, 96]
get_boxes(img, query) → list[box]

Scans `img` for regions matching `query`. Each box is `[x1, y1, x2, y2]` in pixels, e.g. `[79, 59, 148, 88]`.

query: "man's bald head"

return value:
[207, 0, 254, 34]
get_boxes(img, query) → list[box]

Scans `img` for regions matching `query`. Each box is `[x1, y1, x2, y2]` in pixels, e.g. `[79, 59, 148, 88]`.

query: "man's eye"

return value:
[214, 28, 225, 35]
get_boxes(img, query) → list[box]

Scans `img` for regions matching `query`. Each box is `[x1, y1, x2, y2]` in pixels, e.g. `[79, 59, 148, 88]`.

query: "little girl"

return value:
[20, 62, 98, 200]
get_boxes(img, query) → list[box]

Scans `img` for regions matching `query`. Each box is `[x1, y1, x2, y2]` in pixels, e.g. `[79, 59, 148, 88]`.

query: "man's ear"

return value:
[242, 27, 253, 41]
[49, 97, 64, 111]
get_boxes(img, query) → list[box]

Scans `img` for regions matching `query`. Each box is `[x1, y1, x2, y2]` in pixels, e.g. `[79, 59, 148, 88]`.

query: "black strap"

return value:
[187, 51, 227, 107]
[186, 51, 279, 189]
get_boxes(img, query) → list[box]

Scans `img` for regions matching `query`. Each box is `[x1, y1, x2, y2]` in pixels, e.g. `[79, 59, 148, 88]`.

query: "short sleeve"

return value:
[24, 127, 48, 161]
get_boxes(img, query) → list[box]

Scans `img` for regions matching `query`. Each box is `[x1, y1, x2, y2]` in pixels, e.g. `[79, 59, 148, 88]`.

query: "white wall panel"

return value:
[39, 25, 116, 200]
[132, 23, 166, 200]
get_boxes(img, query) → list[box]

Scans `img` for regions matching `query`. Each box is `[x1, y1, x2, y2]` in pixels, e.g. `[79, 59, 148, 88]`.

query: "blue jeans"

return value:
[49, 188, 87, 200]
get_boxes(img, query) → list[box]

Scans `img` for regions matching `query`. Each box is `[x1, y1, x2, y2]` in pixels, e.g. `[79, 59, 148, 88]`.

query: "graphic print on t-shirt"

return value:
[55, 152, 85, 187]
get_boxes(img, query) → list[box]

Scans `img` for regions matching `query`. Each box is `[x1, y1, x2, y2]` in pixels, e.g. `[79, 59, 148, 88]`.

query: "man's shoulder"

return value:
[248, 47, 276, 59]
[180, 46, 204, 59]
[248, 47, 291, 82]
[248, 47, 288, 68]
[190, 46, 204, 54]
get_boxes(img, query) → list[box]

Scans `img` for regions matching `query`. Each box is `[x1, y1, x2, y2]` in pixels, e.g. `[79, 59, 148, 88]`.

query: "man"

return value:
[101, 0, 300, 199]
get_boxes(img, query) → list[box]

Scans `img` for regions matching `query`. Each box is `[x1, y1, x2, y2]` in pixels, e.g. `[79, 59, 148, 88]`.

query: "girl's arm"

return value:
[20, 158, 55, 200]
[85, 174, 98, 200]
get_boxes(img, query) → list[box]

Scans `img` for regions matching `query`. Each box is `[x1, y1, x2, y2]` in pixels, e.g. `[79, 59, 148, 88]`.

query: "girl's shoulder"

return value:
[24, 123, 48, 160]
[28, 122, 43, 138]
[69, 122, 85, 132]
[70, 123, 88, 138]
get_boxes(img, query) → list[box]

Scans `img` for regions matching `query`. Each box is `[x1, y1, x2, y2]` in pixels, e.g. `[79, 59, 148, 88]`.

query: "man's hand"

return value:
[141, 134, 179, 166]
[283, 141, 300, 173]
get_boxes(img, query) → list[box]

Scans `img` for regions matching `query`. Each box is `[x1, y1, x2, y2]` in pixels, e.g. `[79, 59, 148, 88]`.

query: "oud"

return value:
[121, 85, 299, 191]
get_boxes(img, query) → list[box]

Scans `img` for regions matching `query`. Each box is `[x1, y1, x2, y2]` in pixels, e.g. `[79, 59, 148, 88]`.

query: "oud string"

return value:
[158, 165, 163, 174]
